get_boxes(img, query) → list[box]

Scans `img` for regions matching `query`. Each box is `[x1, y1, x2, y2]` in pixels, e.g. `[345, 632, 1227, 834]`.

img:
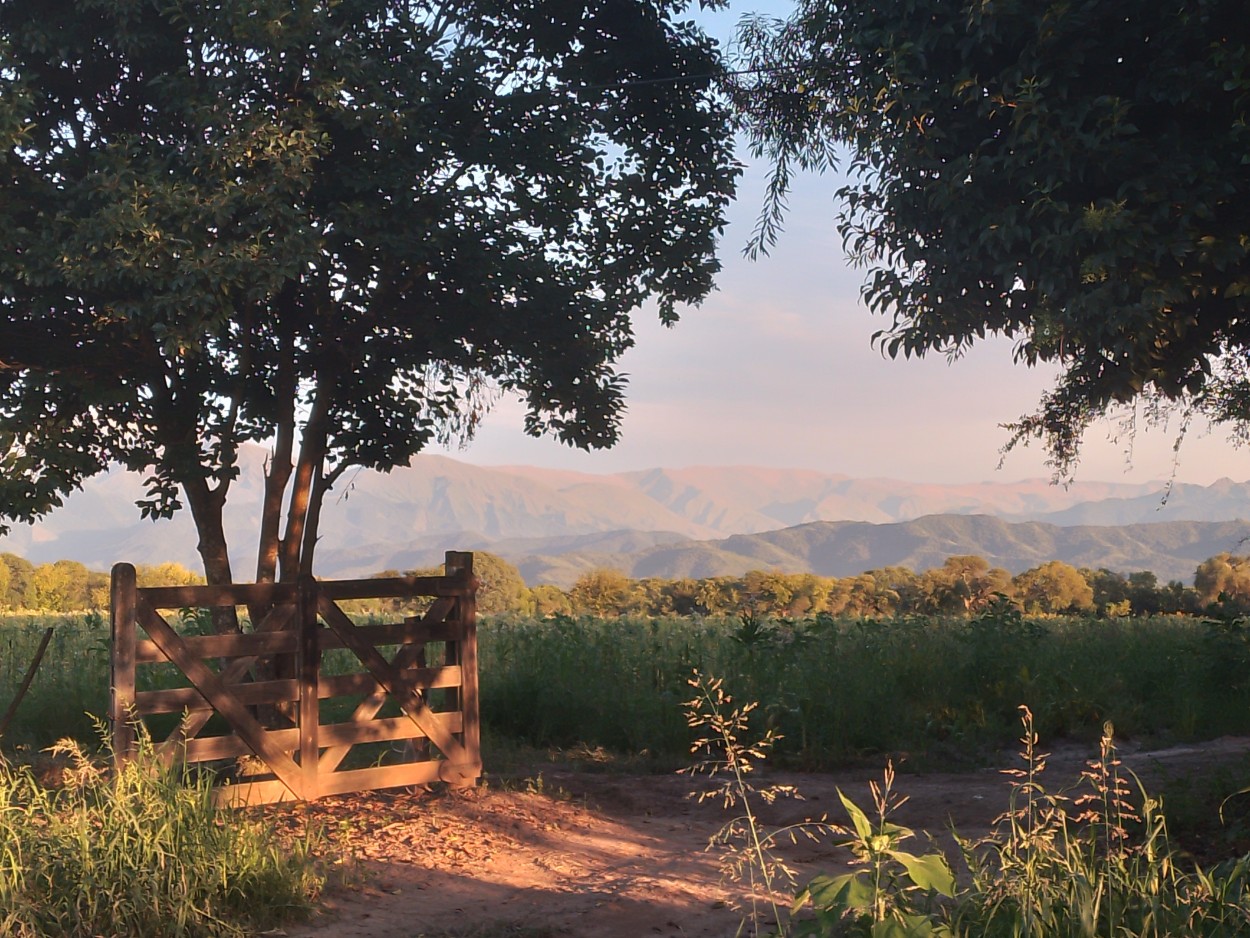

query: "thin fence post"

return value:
[297, 575, 321, 801]
[110, 563, 137, 765]
[0, 626, 54, 739]
[444, 551, 480, 784]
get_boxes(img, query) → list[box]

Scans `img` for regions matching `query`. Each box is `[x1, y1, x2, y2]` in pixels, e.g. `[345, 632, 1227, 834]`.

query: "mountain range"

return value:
[3, 445, 1250, 586]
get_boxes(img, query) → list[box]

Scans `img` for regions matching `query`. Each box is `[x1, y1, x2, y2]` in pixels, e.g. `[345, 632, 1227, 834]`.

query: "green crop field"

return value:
[0, 614, 111, 748]
[5, 607, 1249, 770]
[476, 609, 1250, 770]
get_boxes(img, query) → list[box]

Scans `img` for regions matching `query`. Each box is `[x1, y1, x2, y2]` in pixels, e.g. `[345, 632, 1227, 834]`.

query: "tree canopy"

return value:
[734, 0, 1250, 475]
[0, 0, 737, 586]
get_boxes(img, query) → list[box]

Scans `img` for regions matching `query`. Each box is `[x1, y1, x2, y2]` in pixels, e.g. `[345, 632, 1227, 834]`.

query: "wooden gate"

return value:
[109, 552, 481, 806]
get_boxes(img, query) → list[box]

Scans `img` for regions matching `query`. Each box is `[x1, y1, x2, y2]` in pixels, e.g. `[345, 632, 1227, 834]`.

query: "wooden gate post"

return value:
[109, 562, 137, 765]
[297, 575, 321, 800]
[444, 551, 480, 783]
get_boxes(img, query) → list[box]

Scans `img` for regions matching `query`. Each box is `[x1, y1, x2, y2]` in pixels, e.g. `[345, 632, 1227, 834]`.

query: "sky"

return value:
[432, 2, 1249, 487]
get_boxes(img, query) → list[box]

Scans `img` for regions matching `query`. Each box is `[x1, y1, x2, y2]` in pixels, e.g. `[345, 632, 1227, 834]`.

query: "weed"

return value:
[682, 669, 832, 937]
[683, 680, 1250, 938]
[953, 707, 1250, 937]
[793, 763, 956, 938]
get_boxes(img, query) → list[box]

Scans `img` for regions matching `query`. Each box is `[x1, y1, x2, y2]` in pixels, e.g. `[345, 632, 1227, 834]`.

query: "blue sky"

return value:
[432, 1, 1248, 486]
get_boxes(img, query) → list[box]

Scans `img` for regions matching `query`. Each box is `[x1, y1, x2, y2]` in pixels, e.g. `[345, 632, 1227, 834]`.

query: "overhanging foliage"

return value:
[0, 0, 738, 583]
[735, 0, 1250, 475]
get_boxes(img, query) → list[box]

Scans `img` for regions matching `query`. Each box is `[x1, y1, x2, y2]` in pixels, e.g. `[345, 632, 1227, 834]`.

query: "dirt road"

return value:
[278, 737, 1250, 938]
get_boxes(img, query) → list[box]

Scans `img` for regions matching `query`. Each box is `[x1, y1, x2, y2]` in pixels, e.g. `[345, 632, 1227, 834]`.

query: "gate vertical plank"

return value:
[445, 551, 480, 786]
[298, 576, 321, 801]
[410, 641, 430, 762]
[110, 563, 137, 765]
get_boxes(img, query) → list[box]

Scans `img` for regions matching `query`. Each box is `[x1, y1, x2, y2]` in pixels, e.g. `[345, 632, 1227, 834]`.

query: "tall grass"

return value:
[948, 709, 1250, 937]
[0, 614, 110, 746]
[478, 610, 1250, 769]
[0, 730, 321, 937]
[687, 691, 1250, 938]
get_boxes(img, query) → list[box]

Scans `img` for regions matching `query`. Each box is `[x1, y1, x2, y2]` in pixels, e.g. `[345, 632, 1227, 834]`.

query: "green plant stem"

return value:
[702, 681, 787, 936]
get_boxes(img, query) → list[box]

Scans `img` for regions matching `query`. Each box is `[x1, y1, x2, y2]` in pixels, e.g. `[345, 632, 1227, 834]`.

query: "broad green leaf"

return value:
[838, 788, 874, 842]
[798, 871, 875, 914]
[888, 850, 957, 897]
[871, 912, 943, 938]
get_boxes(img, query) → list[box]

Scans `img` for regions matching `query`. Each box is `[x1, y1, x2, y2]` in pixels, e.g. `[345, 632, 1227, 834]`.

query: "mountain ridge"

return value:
[2, 448, 1248, 586]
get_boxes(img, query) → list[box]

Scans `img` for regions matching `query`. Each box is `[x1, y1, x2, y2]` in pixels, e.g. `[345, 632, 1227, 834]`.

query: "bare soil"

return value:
[276, 737, 1250, 938]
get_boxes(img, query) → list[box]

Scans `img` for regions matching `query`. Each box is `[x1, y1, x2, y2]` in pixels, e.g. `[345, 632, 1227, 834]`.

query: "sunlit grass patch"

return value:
[0, 728, 322, 937]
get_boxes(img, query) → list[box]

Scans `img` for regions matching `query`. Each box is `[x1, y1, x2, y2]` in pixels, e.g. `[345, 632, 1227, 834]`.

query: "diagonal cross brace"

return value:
[317, 596, 455, 774]
[155, 604, 297, 761]
[318, 596, 471, 768]
[137, 599, 304, 799]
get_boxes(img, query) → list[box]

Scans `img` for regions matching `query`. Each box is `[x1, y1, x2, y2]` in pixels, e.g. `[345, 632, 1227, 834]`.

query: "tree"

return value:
[29, 560, 92, 612]
[0, 0, 738, 599]
[134, 563, 207, 589]
[841, 572, 898, 617]
[1195, 553, 1250, 608]
[735, 0, 1250, 474]
[528, 584, 572, 618]
[786, 573, 831, 616]
[1125, 571, 1166, 616]
[742, 570, 794, 616]
[397, 550, 526, 614]
[695, 576, 740, 615]
[0, 553, 33, 609]
[463, 552, 527, 617]
[1013, 561, 1094, 615]
[920, 555, 1012, 615]
[569, 568, 632, 617]
[656, 577, 702, 616]
[1083, 567, 1131, 616]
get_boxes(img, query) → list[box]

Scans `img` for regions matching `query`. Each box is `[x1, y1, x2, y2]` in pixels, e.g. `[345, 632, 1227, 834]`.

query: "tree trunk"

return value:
[255, 428, 294, 586]
[182, 476, 240, 635]
[255, 296, 300, 587]
[279, 383, 332, 582]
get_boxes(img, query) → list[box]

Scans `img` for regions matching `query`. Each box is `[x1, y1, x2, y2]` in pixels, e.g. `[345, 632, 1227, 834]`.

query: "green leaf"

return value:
[734, 0, 1250, 477]
[838, 788, 875, 842]
[871, 912, 943, 938]
[0, 0, 738, 576]
[798, 871, 875, 914]
[887, 850, 957, 897]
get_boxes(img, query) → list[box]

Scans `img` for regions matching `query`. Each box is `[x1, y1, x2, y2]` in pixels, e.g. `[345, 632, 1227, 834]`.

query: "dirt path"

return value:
[277, 737, 1250, 938]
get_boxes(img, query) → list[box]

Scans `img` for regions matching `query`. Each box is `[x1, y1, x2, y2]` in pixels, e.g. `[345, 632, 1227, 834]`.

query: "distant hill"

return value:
[1, 447, 1248, 585]
[616, 515, 1250, 587]
[1021, 478, 1250, 526]
[317, 516, 1250, 588]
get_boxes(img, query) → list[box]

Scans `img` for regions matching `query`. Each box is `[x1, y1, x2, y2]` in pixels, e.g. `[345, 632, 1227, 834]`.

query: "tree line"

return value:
[494, 553, 1250, 620]
[11, 549, 1250, 620]
[0, 555, 203, 613]
[552, 557, 1216, 620]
